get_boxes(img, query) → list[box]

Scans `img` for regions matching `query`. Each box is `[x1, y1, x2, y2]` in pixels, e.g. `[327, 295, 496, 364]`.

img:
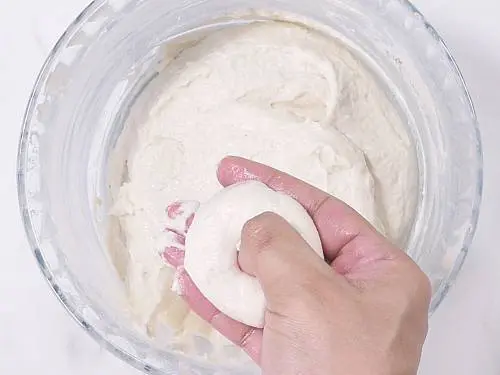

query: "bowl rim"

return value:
[17, 0, 483, 373]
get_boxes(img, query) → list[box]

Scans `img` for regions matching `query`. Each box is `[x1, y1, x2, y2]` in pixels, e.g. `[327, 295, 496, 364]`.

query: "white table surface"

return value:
[0, 0, 499, 373]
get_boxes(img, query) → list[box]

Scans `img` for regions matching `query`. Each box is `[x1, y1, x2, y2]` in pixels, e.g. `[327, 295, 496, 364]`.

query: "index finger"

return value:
[217, 156, 382, 261]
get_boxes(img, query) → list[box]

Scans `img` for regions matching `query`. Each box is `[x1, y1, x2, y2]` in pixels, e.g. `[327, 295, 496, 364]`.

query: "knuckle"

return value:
[417, 268, 432, 303]
[402, 260, 432, 305]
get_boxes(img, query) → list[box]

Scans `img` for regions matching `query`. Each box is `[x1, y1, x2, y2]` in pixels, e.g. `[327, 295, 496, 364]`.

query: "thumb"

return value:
[238, 212, 337, 314]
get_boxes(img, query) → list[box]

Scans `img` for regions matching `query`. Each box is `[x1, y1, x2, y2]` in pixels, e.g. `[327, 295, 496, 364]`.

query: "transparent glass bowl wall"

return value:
[17, 0, 482, 374]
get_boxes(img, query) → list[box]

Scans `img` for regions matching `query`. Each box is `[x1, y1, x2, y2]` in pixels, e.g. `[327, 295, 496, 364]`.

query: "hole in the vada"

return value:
[235, 240, 244, 271]
[235, 255, 243, 272]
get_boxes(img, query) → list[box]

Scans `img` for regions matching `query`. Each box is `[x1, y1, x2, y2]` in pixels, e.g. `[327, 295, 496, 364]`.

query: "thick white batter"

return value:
[110, 21, 417, 353]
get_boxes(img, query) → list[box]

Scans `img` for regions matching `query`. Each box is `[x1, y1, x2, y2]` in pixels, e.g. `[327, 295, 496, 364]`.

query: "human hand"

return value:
[163, 156, 431, 375]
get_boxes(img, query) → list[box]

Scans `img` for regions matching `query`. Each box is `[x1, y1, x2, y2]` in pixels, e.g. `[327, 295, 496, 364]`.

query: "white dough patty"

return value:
[184, 181, 324, 328]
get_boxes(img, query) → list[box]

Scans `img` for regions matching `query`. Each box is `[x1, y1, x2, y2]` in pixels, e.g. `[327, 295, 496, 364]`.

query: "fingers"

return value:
[239, 212, 338, 313]
[162, 242, 263, 363]
[161, 200, 199, 266]
[173, 268, 262, 362]
[165, 201, 200, 234]
[217, 156, 386, 263]
[161, 246, 185, 267]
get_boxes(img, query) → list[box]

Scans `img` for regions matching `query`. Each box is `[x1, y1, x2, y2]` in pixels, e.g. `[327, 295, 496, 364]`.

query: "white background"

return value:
[0, 0, 499, 373]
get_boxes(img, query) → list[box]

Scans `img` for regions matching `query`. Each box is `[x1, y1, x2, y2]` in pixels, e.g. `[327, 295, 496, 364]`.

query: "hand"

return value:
[163, 156, 431, 375]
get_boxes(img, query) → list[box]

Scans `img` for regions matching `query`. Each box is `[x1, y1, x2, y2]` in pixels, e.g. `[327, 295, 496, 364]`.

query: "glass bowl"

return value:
[17, 0, 482, 374]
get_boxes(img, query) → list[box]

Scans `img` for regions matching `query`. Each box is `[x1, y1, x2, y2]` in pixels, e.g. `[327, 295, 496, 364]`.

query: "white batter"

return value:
[109, 20, 417, 353]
